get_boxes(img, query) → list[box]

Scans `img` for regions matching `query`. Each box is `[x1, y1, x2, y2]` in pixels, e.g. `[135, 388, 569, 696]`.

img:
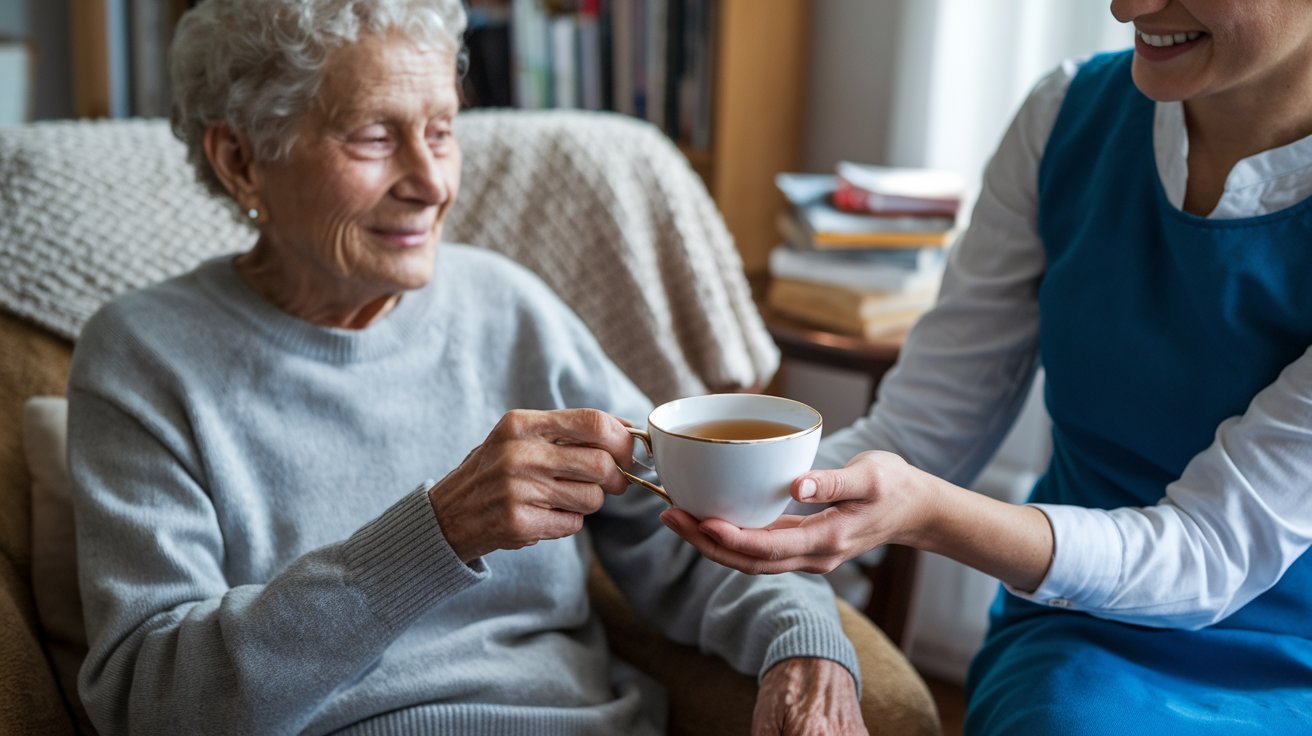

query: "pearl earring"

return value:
[246, 207, 268, 224]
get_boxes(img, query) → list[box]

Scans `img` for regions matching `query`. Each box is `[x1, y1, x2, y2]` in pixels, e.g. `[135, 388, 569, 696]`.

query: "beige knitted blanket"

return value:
[0, 111, 778, 404]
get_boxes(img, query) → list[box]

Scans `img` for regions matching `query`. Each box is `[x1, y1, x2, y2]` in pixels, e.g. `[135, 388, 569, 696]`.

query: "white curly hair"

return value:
[169, 0, 468, 199]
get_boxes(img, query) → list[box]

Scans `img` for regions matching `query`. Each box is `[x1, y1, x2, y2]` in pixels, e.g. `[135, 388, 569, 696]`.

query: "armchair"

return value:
[0, 112, 939, 734]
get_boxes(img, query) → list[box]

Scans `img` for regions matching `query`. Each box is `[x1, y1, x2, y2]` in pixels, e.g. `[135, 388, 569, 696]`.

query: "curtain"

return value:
[889, 0, 1131, 180]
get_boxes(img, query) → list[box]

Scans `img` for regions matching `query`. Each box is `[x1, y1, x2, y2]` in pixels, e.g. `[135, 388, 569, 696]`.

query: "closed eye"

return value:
[349, 124, 392, 145]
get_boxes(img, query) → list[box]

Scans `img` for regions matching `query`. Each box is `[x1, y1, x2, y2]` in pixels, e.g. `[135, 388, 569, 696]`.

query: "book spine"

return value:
[550, 14, 577, 108]
[611, 0, 635, 115]
[630, 0, 647, 119]
[644, 0, 667, 129]
[811, 231, 953, 248]
[106, 0, 132, 117]
[832, 179, 960, 218]
[767, 279, 930, 339]
[578, 0, 603, 110]
[512, 0, 554, 108]
[129, 0, 171, 117]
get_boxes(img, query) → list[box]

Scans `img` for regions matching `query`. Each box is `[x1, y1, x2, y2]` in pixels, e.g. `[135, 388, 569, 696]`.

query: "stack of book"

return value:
[766, 162, 965, 339]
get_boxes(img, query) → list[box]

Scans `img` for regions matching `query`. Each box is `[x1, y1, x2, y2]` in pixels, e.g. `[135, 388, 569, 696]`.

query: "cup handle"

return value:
[620, 427, 672, 505]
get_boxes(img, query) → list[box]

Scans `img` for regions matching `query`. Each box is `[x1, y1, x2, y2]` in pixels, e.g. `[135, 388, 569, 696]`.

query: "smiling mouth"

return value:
[1138, 30, 1204, 48]
[368, 227, 433, 248]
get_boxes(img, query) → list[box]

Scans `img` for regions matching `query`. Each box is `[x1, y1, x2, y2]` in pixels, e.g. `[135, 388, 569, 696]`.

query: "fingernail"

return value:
[702, 525, 722, 544]
[799, 478, 817, 500]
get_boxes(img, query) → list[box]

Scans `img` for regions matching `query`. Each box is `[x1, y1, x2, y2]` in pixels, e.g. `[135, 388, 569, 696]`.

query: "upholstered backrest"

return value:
[0, 112, 778, 406]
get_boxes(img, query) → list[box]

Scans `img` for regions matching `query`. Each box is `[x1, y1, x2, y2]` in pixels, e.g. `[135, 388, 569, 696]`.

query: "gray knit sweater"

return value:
[67, 245, 858, 736]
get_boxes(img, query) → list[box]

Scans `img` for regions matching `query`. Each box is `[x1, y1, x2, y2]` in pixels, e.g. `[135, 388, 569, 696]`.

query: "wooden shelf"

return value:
[70, 0, 111, 118]
[711, 0, 810, 278]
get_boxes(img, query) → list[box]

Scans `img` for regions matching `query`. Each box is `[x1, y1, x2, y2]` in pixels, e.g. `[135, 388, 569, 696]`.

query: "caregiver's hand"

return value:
[660, 449, 1056, 591]
[660, 451, 934, 575]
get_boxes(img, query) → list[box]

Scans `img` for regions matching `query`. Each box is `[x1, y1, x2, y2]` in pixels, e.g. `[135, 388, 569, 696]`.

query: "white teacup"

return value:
[621, 394, 822, 529]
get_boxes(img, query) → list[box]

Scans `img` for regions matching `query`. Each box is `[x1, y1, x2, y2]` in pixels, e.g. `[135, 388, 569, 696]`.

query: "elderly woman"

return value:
[65, 1, 867, 734]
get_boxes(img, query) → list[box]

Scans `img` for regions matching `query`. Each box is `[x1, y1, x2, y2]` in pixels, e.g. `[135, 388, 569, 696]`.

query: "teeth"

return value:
[1139, 30, 1203, 47]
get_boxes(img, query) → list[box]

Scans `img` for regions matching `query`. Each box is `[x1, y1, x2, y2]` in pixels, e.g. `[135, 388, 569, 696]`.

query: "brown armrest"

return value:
[587, 562, 941, 735]
[0, 310, 78, 734]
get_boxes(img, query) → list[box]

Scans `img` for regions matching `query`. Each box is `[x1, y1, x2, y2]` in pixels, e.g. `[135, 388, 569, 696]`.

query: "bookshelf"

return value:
[68, 0, 809, 276]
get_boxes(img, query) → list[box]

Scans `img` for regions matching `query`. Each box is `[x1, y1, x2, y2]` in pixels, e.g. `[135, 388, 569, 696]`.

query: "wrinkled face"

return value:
[252, 32, 461, 300]
[1110, 0, 1312, 103]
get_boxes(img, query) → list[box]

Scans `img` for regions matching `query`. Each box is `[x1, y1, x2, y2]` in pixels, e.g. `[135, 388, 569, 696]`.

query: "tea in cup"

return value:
[621, 393, 822, 528]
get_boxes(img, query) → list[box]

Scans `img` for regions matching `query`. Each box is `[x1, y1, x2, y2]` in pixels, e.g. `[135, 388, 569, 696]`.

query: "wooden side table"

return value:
[759, 305, 922, 652]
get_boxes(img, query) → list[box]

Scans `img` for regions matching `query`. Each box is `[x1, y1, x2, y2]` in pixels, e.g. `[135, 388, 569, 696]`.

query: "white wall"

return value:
[801, 0, 903, 173]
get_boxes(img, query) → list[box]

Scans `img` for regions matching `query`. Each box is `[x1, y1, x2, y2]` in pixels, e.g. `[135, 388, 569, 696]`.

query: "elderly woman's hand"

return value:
[753, 658, 865, 735]
[428, 408, 635, 562]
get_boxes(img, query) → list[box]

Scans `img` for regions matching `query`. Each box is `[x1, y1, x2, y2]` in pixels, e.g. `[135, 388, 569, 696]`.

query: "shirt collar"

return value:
[1154, 99, 1312, 218]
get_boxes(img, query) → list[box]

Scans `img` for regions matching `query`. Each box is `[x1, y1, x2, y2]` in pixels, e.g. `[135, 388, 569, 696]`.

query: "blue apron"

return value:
[965, 51, 1312, 734]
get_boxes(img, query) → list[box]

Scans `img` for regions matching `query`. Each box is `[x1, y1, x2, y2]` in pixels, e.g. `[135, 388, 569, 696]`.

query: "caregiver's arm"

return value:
[1019, 348, 1312, 628]
[681, 349, 1312, 630]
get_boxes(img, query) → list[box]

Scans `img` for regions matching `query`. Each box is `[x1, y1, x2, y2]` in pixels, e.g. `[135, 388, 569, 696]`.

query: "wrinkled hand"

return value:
[661, 451, 937, 575]
[753, 658, 865, 735]
[429, 409, 634, 561]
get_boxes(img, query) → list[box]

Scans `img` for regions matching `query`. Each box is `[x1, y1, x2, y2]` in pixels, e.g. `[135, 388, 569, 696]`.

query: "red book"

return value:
[832, 161, 964, 218]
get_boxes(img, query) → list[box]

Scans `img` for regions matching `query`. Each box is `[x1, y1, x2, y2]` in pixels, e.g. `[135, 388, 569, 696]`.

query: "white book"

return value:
[836, 161, 966, 200]
[550, 15, 578, 108]
[768, 244, 945, 295]
[511, 0, 549, 108]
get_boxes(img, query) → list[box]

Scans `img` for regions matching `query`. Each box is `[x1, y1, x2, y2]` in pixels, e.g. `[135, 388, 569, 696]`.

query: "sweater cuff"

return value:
[1004, 504, 1122, 610]
[344, 481, 487, 632]
[760, 611, 863, 695]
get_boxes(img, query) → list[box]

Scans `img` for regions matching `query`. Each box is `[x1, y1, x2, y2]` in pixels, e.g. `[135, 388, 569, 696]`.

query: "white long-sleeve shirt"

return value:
[816, 58, 1312, 630]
